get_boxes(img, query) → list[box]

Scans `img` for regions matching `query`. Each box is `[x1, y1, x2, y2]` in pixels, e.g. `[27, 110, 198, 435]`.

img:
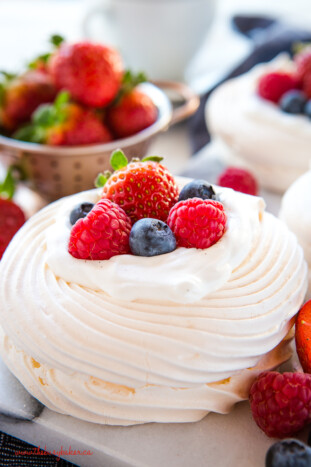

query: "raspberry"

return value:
[249, 371, 311, 438]
[167, 198, 226, 249]
[102, 161, 179, 224]
[217, 166, 258, 196]
[0, 199, 25, 259]
[257, 72, 299, 103]
[295, 300, 311, 373]
[68, 199, 132, 260]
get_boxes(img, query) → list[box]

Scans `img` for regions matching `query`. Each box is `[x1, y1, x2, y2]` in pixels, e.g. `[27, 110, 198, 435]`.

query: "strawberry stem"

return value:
[110, 149, 128, 171]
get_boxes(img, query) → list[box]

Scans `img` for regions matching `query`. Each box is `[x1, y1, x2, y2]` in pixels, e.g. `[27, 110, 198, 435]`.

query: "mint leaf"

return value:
[141, 155, 163, 163]
[0, 168, 15, 200]
[110, 149, 128, 171]
[94, 173, 108, 188]
[51, 34, 65, 47]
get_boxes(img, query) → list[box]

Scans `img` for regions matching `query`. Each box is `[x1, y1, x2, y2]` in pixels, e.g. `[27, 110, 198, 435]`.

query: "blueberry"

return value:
[279, 90, 307, 114]
[129, 218, 176, 257]
[70, 202, 94, 225]
[304, 100, 311, 119]
[178, 179, 216, 202]
[266, 439, 311, 467]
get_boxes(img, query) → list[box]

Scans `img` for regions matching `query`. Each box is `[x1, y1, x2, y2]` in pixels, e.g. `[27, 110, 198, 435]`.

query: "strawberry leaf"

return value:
[0, 83, 5, 106]
[95, 173, 108, 188]
[33, 104, 57, 127]
[141, 155, 163, 163]
[13, 124, 46, 143]
[0, 71, 17, 81]
[110, 149, 128, 171]
[50, 34, 65, 47]
[54, 90, 70, 109]
[28, 52, 51, 69]
[0, 168, 15, 200]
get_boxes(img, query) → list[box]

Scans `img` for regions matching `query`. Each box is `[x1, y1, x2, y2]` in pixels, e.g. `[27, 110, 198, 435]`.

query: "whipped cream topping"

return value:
[280, 170, 311, 297]
[45, 184, 264, 304]
[0, 179, 307, 425]
[206, 54, 311, 193]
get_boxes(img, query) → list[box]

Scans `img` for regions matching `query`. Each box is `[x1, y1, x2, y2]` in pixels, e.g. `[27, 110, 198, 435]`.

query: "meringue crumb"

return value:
[31, 358, 41, 369]
[90, 377, 135, 396]
[215, 377, 231, 385]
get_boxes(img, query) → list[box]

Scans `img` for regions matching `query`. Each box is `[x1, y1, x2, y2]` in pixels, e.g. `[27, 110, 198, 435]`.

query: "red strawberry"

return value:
[217, 166, 258, 196]
[13, 92, 112, 146]
[249, 371, 311, 438]
[100, 150, 179, 224]
[0, 70, 57, 131]
[107, 88, 158, 138]
[0, 168, 26, 259]
[68, 199, 131, 260]
[167, 198, 227, 249]
[0, 199, 25, 259]
[257, 71, 299, 103]
[295, 300, 311, 373]
[49, 41, 124, 107]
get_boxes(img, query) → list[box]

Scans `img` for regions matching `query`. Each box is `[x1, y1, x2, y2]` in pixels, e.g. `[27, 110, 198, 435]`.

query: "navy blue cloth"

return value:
[189, 15, 311, 154]
[0, 431, 78, 466]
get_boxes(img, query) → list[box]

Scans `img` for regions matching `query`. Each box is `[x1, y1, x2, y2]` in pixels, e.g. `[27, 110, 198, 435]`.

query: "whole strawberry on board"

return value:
[13, 91, 112, 146]
[98, 149, 179, 223]
[106, 71, 158, 138]
[0, 70, 57, 132]
[49, 40, 124, 107]
[0, 168, 25, 259]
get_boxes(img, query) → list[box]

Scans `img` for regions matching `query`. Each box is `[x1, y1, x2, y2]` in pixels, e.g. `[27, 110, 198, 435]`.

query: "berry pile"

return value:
[68, 150, 227, 260]
[0, 36, 157, 145]
[257, 46, 311, 118]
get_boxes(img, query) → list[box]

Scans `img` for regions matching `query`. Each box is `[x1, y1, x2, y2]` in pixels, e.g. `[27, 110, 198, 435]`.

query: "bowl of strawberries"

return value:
[0, 36, 199, 201]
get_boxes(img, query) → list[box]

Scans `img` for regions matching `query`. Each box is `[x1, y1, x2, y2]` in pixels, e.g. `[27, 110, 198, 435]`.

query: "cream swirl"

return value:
[0, 181, 307, 425]
[206, 54, 311, 193]
[45, 184, 264, 303]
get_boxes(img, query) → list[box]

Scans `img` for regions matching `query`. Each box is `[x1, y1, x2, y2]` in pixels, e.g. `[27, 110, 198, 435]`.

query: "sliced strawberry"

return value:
[295, 300, 311, 373]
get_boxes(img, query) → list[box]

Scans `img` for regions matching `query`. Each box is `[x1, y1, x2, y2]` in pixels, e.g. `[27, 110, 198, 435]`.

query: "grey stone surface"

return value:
[0, 357, 43, 420]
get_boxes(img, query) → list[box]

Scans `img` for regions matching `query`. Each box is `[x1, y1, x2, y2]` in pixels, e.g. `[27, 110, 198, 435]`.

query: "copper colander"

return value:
[0, 81, 199, 201]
